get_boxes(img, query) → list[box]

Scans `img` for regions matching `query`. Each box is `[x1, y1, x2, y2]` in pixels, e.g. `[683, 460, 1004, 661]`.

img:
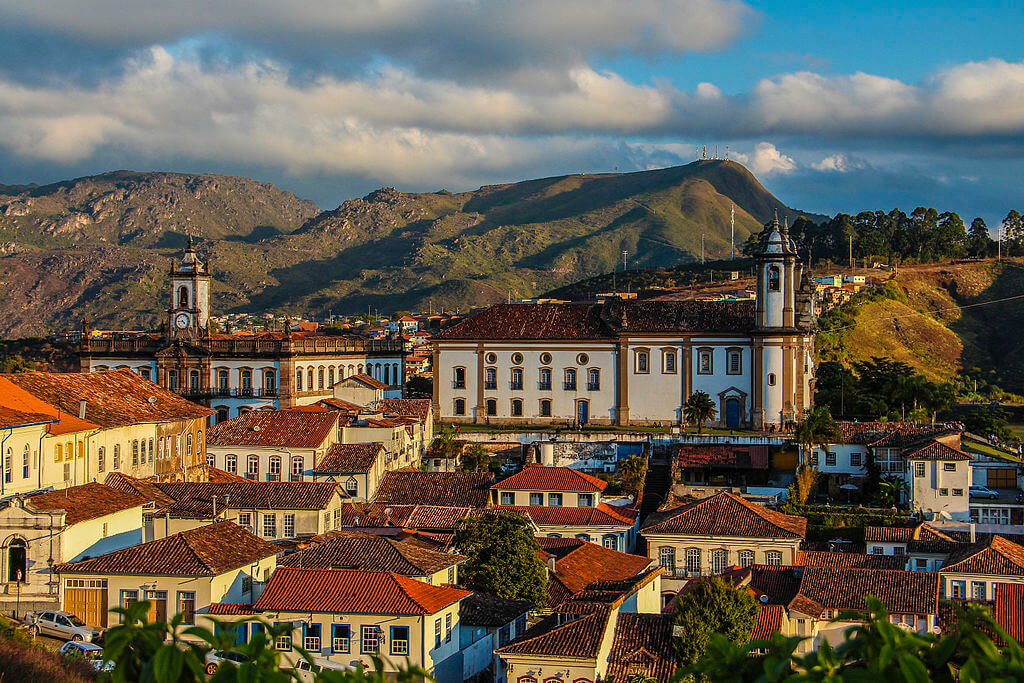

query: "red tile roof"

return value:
[314, 443, 384, 474]
[207, 603, 258, 615]
[536, 537, 654, 606]
[253, 567, 470, 614]
[337, 503, 475, 531]
[497, 503, 637, 528]
[751, 604, 785, 640]
[791, 567, 940, 616]
[904, 440, 971, 461]
[104, 472, 178, 507]
[642, 492, 806, 539]
[374, 471, 494, 508]
[863, 523, 960, 554]
[942, 535, 1024, 576]
[674, 444, 771, 469]
[0, 405, 57, 430]
[27, 483, 148, 524]
[494, 465, 607, 493]
[57, 521, 278, 575]
[459, 593, 533, 627]
[207, 467, 251, 484]
[605, 613, 679, 681]
[497, 610, 610, 658]
[207, 411, 340, 448]
[379, 399, 432, 422]
[345, 373, 387, 390]
[3, 370, 211, 428]
[994, 582, 1024, 643]
[153, 481, 344, 515]
[0, 378, 80, 431]
[836, 421, 956, 448]
[798, 551, 907, 570]
[278, 531, 465, 576]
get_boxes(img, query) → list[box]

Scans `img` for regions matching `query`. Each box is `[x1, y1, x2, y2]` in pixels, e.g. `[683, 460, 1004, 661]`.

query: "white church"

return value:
[432, 215, 816, 428]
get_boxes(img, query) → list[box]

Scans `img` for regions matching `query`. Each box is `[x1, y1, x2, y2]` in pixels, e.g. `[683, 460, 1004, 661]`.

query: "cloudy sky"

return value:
[0, 0, 1021, 222]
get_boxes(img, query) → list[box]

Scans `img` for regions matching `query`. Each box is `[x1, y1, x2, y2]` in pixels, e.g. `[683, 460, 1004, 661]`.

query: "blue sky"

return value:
[0, 0, 1021, 224]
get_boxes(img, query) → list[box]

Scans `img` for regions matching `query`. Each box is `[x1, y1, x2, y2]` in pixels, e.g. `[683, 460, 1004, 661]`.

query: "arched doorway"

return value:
[6, 538, 27, 583]
[725, 398, 741, 429]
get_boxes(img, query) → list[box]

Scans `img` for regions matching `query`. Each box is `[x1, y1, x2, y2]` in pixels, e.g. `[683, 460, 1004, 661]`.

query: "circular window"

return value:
[485, 352, 497, 364]
[511, 352, 524, 365]
[767, 372, 777, 386]
[577, 353, 589, 365]
[539, 353, 552, 365]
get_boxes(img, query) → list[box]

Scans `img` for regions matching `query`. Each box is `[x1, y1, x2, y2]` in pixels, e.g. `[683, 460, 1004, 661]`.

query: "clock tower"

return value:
[168, 235, 211, 339]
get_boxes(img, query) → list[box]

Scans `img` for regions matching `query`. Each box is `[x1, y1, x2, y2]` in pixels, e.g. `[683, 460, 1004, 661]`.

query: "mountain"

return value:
[0, 161, 819, 337]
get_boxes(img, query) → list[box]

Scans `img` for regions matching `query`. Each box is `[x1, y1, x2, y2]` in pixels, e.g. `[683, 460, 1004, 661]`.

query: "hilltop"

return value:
[0, 161, 817, 336]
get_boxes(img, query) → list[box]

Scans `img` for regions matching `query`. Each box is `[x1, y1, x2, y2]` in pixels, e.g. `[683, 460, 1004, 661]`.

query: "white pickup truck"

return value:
[23, 610, 102, 642]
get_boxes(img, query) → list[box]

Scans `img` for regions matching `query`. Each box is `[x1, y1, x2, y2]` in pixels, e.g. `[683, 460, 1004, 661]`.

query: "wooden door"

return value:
[65, 588, 108, 628]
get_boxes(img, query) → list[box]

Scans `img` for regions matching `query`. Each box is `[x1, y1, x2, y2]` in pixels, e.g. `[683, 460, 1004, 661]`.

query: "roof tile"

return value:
[605, 613, 679, 681]
[315, 443, 384, 474]
[279, 531, 465, 576]
[642, 491, 806, 539]
[374, 471, 493, 508]
[495, 465, 607, 493]
[27, 483, 148, 525]
[208, 411, 340, 448]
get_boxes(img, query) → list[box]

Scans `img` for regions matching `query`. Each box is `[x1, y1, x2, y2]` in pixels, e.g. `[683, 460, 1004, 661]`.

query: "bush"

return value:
[0, 617, 96, 683]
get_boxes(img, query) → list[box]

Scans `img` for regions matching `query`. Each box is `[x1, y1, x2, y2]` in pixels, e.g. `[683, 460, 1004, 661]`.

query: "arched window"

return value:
[215, 407, 229, 424]
[317, 368, 324, 390]
[217, 370, 229, 392]
[358, 364, 364, 374]
[767, 373, 777, 387]
[768, 265, 781, 291]
[575, 534, 591, 542]
[240, 369, 252, 392]
[659, 547, 676, 574]
[587, 368, 600, 390]
[178, 285, 189, 308]
[485, 399, 497, 416]
[547, 533, 562, 538]
[564, 368, 577, 390]
[712, 549, 729, 574]
[511, 399, 523, 417]
[113, 444, 120, 469]
[453, 398, 466, 416]
[4, 448, 11, 484]
[539, 399, 552, 417]
[186, 433, 194, 456]
[22, 444, 30, 479]
[290, 456, 304, 482]
[225, 454, 237, 473]
[296, 368, 303, 392]
[189, 370, 200, 391]
[206, 453, 215, 468]
[264, 370, 276, 393]
[383, 365, 390, 385]
[511, 368, 523, 390]
[168, 370, 178, 390]
[484, 367, 496, 389]
[339, 366, 346, 380]
[539, 367, 552, 390]
[77, 440, 84, 459]
[6, 538, 27, 583]
[269, 456, 282, 482]
[345, 477, 359, 496]
[246, 455, 259, 479]
[132, 440, 139, 466]
[197, 431, 202, 450]
[328, 367, 335, 387]
[738, 550, 755, 568]
[307, 369, 314, 391]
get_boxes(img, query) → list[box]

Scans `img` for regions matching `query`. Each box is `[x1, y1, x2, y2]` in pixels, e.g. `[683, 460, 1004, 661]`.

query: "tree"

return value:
[683, 391, 717, 433]
[434, 425, 461, 459]
[794, 405, 842, 462]
[790, 465, 819, 505]
[454, 511, 548, 606]
[404, 375, 432, 397]
[460, 443, 495, 473]
[1003, 210, 1024, 256]
[964, 406, 1012, 443]
[616, 454, 648, 496]
[673, 577, 757, 675]
[969, 217, 992, 258]
[876, 474, 907, 507]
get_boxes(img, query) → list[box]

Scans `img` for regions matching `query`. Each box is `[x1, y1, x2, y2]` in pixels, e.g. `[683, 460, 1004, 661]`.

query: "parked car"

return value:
[293, 656, 354, 681]
[205, 650, 250, 675]
[969, 485, 999, 500]
[23, 611, 101, 642]
[59, 640, 114, 671]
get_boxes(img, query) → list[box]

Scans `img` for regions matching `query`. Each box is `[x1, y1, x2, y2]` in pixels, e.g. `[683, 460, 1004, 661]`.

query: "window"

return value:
[511, 399, 523, 416]
[113, 444, 120, 469]
[453, 367, 466, 389]
[663, 350, 677, 374]
[291, 456, 303, 482]
[500, 492, 515, 505]
[225, 454, 237, 473]
[914, 462, 926, 478]
[189, 369, 200, 391]
[485, 399, 497, 416]
[139, 367, 151, 381]
[768, 265, 780, 291]
[307, 368, 314, 390]
[22, 445, 30, 479]
[120, 590, 139, 621]
[323, 511, 331, 530]
[295, 369, 303, 392]
[178, 591, 196, 625]
[825, 452, 837, 467]
[96, 446, 105, 473]
[498, 624, 511, 647]
[168, 370, 178, 390]
[564, 368, 577, 390]
[178, 285, 189, 307]
[304, 623, 321, 651]
[529, 492, 543, 506]
[539, 368, 552, 390]
[972, 582, 986, 600]
[587, 368, 600, 391]
[332, 625, 350, 653]
[274, 626, 292, 650]
[510, 367, 523, 390]
[454, 398, 466, 416]
[132, 440, 139, 466]
[767, 373, 776, 386]
[434, 618, 442, 648]
[738, 550, 755, 568]
[345, 477, 358, 496]
[548, 493, 562, 506]
[186, 433, 193, 456]
[850, 452, 862, 467]
[238, 512, 252, 532]
[950, 581, 966, 599]
[269, 456, 281, 482]
[893, 546, 905, 555]
[247, 454, 259, 479]
[697, 349, 713, 374]
[361, 625, 379, 654]
[263, 513, 277, 538]
[54, 443, 62, 463]
[635, 350, 649, 374]
[764, 551, 783, 565]
[870, 546, 883, 555]
[659, 547, 676, 573]
[283, 514, 295, 538]
[575, 534, 591, 543]
[539, 399, 552, 417]
[726, 349, 742, 375]
[485, 352, 497, 364]
[576, 353, 589, 365]
[328, 367, 335, 387]
[540, 352, 552, 365]
[712, 549, 728, 574]
[445, 613, 452, 643]
[333, 509, 342, 529]
[390, 626, 409, 656]
[943, 463, 957, 472]
[953, 488, 964, 496]
[578, 493, 594, 507]
[265, 370, 277, 393]
[685, 548, 701, 574]
[915, 558, 928, 570]
[3, 449, 10, 483]
[939, 488, 949, 496]
[978, 507, 1011, 525]
[448, 566, 456, 584]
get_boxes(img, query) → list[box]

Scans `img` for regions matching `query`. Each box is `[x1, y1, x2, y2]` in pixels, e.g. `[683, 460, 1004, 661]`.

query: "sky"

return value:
[0, 0, 1022, 224]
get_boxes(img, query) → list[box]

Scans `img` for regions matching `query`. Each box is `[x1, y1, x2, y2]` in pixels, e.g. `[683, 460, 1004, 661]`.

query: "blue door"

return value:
[577, 400, 589, 425]
[726, 398, 740, 429]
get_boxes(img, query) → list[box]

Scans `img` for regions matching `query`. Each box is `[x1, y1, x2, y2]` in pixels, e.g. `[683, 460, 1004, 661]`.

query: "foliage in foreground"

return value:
[0, 615, 96, 683]
[681, 598, 1024, 682]
[101, 601, 431, 682]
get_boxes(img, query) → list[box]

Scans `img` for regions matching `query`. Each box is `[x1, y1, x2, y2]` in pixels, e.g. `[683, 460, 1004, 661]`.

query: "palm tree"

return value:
[794, 405, 842, 466]
[684, 391, 718, 434]
[877, 474, 907, 507]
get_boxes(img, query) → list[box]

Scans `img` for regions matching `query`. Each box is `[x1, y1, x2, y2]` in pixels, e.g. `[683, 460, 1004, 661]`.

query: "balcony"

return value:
[538, 381, 552, 391]
[453, 380, 466, 389]
[510, 381, 523, 391]
[587, 382, 600, 391]
[484, 381, 497, 390]
[564, 382, 577, 391]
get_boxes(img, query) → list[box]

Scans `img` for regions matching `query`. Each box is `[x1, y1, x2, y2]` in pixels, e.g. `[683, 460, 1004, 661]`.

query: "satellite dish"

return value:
[930, 625, 942, 635]
[253, 425, 261, 432]
[384, 507, 393, 516]
[759, 595, 769, 603]
[148, 396, 158, 404]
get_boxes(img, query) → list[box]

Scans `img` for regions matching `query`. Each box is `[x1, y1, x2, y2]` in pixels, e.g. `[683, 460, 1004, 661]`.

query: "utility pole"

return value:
[622, 251, 628, 294]
[701, 234, 705, 264]
[730, 204, 735, 260]
[849, 234, 853, 270]
[998, 222, 1003, 261]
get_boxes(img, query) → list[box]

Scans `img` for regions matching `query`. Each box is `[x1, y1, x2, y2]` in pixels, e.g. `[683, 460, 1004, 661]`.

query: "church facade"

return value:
[79, 239, 405, 423]
[432, 217, 816, 428]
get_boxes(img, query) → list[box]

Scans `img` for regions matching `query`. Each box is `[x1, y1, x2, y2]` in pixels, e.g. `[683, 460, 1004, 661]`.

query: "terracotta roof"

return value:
[494, 465, 607, 493]
[863, 523, 960, 554]
[152, 481, 344, 515]
[344, 373, 387, 390]
[278, 531, 465, 576]
[536, 537, 655, 607]
[942, 535, 1024, 576]
[605, 613, 679, 681]
[57, 521, 278, 575]
[4, 370, 212, 427]
[674, 444, 770, 469]
[836, 421, 956, 448]
[315, 443, 384, 474]
[254, 567, 470, 615]
[497, 610, 610, 659]
[379, 399, 431, 422]
[460, 593, 533, 627]
[496, 503, 637, 528]
[337, 503, 475, 531]
[104, 472, 177, 507]
[791, 567, 940, 616]
[374, 471, 494, 508]
[798, 551, 907, 570]
[0, 405, 56, 430]
[723, 565, 803, 606]
[207, 467, 251, 484]
[904, 440, 972, 461]
[207, 603, 258, 615]
[994, 583, 1024, 643]
[316, 398, 364, 412]
[26, 483, 148, 525]
[0, 378, 79, 431]
[751, 604, 784, 640]
[437, 300, 756, 341]
[207, 411, 340, 448]
[642, 492, 806, 539]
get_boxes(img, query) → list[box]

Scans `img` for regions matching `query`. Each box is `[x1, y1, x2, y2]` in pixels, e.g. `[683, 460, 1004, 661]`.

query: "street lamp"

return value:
[14, 569, 22, 620]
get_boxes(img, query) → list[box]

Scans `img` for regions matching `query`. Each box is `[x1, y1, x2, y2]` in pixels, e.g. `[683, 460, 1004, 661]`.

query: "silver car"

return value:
[25, 610, 101, 642]
[59, 640, 114, 671]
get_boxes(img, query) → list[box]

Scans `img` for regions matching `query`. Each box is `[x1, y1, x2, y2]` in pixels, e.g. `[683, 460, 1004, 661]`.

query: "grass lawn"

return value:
[962, 438, 1022, 462]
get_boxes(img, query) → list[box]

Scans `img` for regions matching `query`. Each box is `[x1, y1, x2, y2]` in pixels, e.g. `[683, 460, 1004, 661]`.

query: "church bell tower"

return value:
[168, 235, 211, 339]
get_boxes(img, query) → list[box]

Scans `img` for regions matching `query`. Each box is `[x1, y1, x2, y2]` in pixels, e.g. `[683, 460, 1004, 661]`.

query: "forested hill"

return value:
[0, 161, 816, 337]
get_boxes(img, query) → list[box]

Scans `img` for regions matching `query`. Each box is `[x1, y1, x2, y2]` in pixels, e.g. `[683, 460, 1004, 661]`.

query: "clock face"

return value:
[175, 312, 191, 329]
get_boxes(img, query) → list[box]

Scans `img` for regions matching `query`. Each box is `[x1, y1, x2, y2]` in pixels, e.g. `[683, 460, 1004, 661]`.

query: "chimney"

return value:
[79, 399, 87, 420]
[970, 523, 976, 544]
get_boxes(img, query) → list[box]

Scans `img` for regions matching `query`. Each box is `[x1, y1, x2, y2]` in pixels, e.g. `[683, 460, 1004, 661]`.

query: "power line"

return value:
[826, 292, 1024, 334]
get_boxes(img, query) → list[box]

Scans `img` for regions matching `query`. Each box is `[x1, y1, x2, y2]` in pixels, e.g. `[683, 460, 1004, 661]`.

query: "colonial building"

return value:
[432, 215, 815, 428]
[78, 239, 405, 422]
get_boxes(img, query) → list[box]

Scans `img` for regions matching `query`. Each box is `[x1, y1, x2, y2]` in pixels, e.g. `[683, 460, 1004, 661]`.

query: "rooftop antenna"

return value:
[730, 204, 735, 260]
[623, 250, 629, 294]
[726, 145, 730, 161]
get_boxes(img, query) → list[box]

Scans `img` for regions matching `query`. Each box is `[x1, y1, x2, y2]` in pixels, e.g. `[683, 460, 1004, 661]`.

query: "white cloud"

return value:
[813, 154, 849, 172]
[746, 142, 796, 175]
